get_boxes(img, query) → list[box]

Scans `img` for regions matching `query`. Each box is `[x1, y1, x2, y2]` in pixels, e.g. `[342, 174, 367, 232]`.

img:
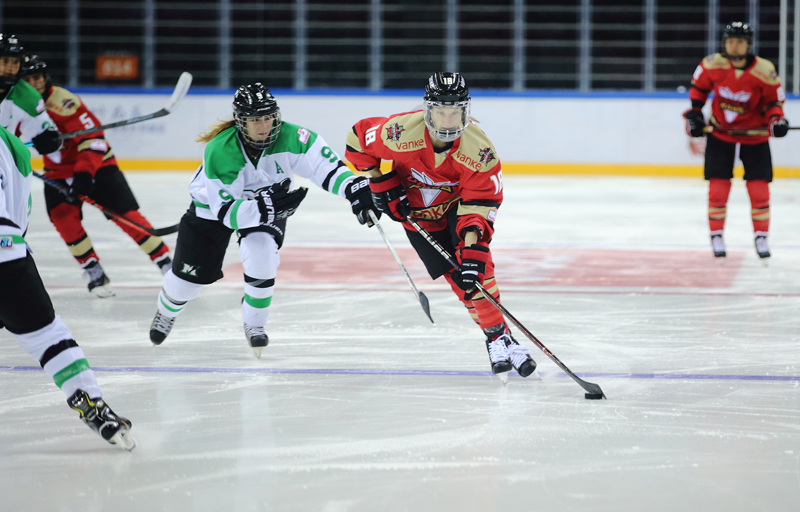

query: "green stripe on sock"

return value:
[53, 359, 91, 388]
[160, 296, 183, 313]
[331, 171, 355, 195]
[244, 294, 272, 309]
[230, 199, 244, 230]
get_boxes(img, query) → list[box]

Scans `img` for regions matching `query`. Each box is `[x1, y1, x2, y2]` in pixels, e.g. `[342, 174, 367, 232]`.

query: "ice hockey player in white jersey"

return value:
[149, 83, 378, 357]
[0, 34, 60, 155]
[0, 124, 134, 450]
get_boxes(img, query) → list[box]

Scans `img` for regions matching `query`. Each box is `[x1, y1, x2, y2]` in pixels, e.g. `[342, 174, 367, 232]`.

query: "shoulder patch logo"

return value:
[62, 98, 75, 110]
[297, 128, 310, 144]
[478, 147, 495, 165]
[36, 99, 45, 113]
[385, 123, 404, 141]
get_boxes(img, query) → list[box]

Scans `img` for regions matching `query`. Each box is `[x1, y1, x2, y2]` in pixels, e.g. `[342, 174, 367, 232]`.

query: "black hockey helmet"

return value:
[423, 72, 471, 142]
[721, 21, 754, 60]
[0, 33, 23, 57]
[20, 54, 49, 79]
[233, 83, 282, 151]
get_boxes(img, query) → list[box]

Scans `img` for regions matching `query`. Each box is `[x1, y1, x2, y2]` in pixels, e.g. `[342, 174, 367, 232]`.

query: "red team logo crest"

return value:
[385, 123, 404, 141]
[478, 147, 495, 165]
[62, 98, 76, 109]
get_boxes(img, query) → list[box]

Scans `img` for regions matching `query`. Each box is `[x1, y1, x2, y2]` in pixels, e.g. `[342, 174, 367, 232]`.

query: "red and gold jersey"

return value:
[41, 86, 116, 179]
[346, 110, 503, 240]
[690, 53, 785, 144]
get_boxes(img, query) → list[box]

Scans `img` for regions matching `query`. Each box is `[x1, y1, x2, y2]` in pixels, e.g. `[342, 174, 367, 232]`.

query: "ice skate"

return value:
[67, 390, 135, 451]
[710, 231, 726, 261]
[244, 323, 269, 358]
[754, 232, 770, 266]
[83, 261, 114, 298]
[485, 335, 513, 377]
[156, 255, 172, 276]
[149, 311, 176, 345]
[499, 334, 537, 378]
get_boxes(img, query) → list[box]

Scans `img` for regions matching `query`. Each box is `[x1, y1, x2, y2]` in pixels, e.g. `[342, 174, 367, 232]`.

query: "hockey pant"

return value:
[157, 231, 279, 328]
[0, 254, 102, 398]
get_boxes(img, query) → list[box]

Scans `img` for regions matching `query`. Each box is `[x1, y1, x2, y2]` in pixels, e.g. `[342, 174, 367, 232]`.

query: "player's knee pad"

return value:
[48, 202, 84, 240]
[162, 269, 203, 302]
[746, 179, 770, 207]
[708, 178, 732, 206]
[14, 315, 75, 361]
[240, 232, 280, 279]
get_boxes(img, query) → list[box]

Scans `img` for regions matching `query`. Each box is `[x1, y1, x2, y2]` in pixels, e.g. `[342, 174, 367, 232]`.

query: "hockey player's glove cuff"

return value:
[683, 109, 706, 138]
[256, 178, 308, 225]
[455, 244, 491, 300]
[369, 170, 410, 223]
[31, 128, 62, 155]
[345, 176, 380, 226]
[770, 116, 790, 138]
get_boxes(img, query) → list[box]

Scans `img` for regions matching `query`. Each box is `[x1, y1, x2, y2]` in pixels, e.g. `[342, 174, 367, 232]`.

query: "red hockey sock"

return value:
[708, 178, 732, 233]
[444, 272, 504, 330]
[112, 210, 170, 263]
[746, 180, 770, 233]
[48, 202, 98, 266]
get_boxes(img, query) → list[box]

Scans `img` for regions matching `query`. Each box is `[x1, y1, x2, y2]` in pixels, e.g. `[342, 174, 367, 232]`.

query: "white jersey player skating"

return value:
[149, 83, 377, 357]
[0, 124, 134, 450]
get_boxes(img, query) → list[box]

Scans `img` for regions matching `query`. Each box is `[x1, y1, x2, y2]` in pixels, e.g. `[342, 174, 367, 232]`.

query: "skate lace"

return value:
[711, 235, 725, 253]
[487, 336, 510, 364]
[508, 344, 532, 369]
[152, 313, 175, 333]
[244, 324, 265, 339]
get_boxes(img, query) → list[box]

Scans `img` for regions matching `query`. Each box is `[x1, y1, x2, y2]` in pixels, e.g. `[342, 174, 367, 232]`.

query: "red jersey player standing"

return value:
[20, 54, 171, 297]
[345, 72, 536, 379]
[683, 21, 788, 264]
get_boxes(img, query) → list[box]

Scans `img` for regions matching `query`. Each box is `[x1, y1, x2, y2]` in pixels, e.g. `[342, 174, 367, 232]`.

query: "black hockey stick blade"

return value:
[149, 224, 180, 236]
[418, 291, 434, 324]
[58, 72, 193, 140]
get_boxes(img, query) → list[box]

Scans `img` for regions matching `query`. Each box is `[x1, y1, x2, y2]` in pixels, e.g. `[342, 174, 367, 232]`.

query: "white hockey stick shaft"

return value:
[57, 72, 193, 140]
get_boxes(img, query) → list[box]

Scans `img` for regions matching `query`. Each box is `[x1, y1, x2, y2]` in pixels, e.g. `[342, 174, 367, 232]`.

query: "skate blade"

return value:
[716, 258, 726, 266]
[110, 430, 136, 451]
[91, 285, 115, 298]
[760, 258, 770, 268]
[252, 346, 264, 358]
[499, 372, 509, 385]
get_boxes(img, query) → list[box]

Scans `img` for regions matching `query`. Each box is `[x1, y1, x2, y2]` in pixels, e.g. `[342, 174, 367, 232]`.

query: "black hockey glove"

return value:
[683, 109, 706, 138]
[31, 128, 62, 155]
[369, 170, 410, 223]
[453, 244, 491, 300]
[68, 172, 95, 202]
[344, 176, 379, 226]
[769, 116, 790, 138]
[256, 178, 308, 225]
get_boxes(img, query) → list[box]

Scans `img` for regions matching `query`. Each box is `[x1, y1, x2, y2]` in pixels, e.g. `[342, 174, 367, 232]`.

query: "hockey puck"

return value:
[585, 393, 604, 400]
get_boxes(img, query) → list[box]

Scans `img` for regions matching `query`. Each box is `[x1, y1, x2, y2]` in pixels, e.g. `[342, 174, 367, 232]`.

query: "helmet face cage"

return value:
[232, 83, 282, 151]
[423, 72, 471, 142]
[721, 21, 753, 59]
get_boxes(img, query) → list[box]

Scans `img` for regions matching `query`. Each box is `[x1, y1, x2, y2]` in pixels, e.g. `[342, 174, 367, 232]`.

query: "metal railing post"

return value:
[749, 0, 759, 53]
[294, 0, 307, 89]
[707, 0, 718, 57]
[780, 0, 788, 80]
[68, 0, 79, 87]
[512, 0, 525, 91]
[795, 0, 800, 94]
[445, 0, 458, 71]
[370, 0, 382, 91]
[644, 0, 656, 92]
[579, 0, 592, 92]
[219, 0, 231, 89]
[144, 0, 155, 88]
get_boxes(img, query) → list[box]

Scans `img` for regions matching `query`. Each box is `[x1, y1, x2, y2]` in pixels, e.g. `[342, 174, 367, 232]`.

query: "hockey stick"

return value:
[406, 216, 606, 399]
[704, 125, 800, 136]
[32, 171, 179, 237]
[57, 72, 193, 140]
[368, 210, 434, 323]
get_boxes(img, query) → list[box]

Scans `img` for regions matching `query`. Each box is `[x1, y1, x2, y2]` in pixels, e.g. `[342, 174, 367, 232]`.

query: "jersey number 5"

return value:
[490, 170, 503, 195]
[79, 112, 95, 129]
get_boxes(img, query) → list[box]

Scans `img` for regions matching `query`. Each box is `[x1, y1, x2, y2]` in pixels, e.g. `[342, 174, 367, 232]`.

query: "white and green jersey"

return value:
[189, 122, 358, 230]
[0, 125, 33, 264]
[0, 80, 56, 144]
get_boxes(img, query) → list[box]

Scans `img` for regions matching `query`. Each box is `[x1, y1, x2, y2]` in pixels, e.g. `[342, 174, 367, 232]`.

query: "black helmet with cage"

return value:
[423, 72, 471, 142]
[721, 21, 754, 61]
[0, 33, 23, 89]
[20, 54, 49, 79]
[232, 83, 282, 151]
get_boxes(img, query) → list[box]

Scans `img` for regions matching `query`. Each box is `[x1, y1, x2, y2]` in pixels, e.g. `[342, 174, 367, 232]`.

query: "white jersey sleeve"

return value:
[0, 81, 56, 143]
[0, 126, 33, 263]
[286, 126, 359, 198]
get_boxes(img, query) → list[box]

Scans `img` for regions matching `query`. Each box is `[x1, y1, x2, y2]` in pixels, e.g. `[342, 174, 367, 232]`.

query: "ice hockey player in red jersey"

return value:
[20, 54, 171, 296]
[683, 21, 788, 264]
[346, 72, 536, 379]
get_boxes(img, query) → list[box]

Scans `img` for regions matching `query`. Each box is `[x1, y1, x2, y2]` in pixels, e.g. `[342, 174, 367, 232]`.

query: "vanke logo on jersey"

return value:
[717, 86, 752, 123]
[407, 168, 458, 207]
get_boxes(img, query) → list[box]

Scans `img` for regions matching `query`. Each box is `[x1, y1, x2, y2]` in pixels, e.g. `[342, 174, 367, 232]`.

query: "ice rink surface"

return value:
[2, 172, 799, 512]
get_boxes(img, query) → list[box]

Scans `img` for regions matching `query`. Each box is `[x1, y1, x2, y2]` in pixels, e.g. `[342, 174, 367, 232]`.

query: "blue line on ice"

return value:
[1, 366, 798, 381]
